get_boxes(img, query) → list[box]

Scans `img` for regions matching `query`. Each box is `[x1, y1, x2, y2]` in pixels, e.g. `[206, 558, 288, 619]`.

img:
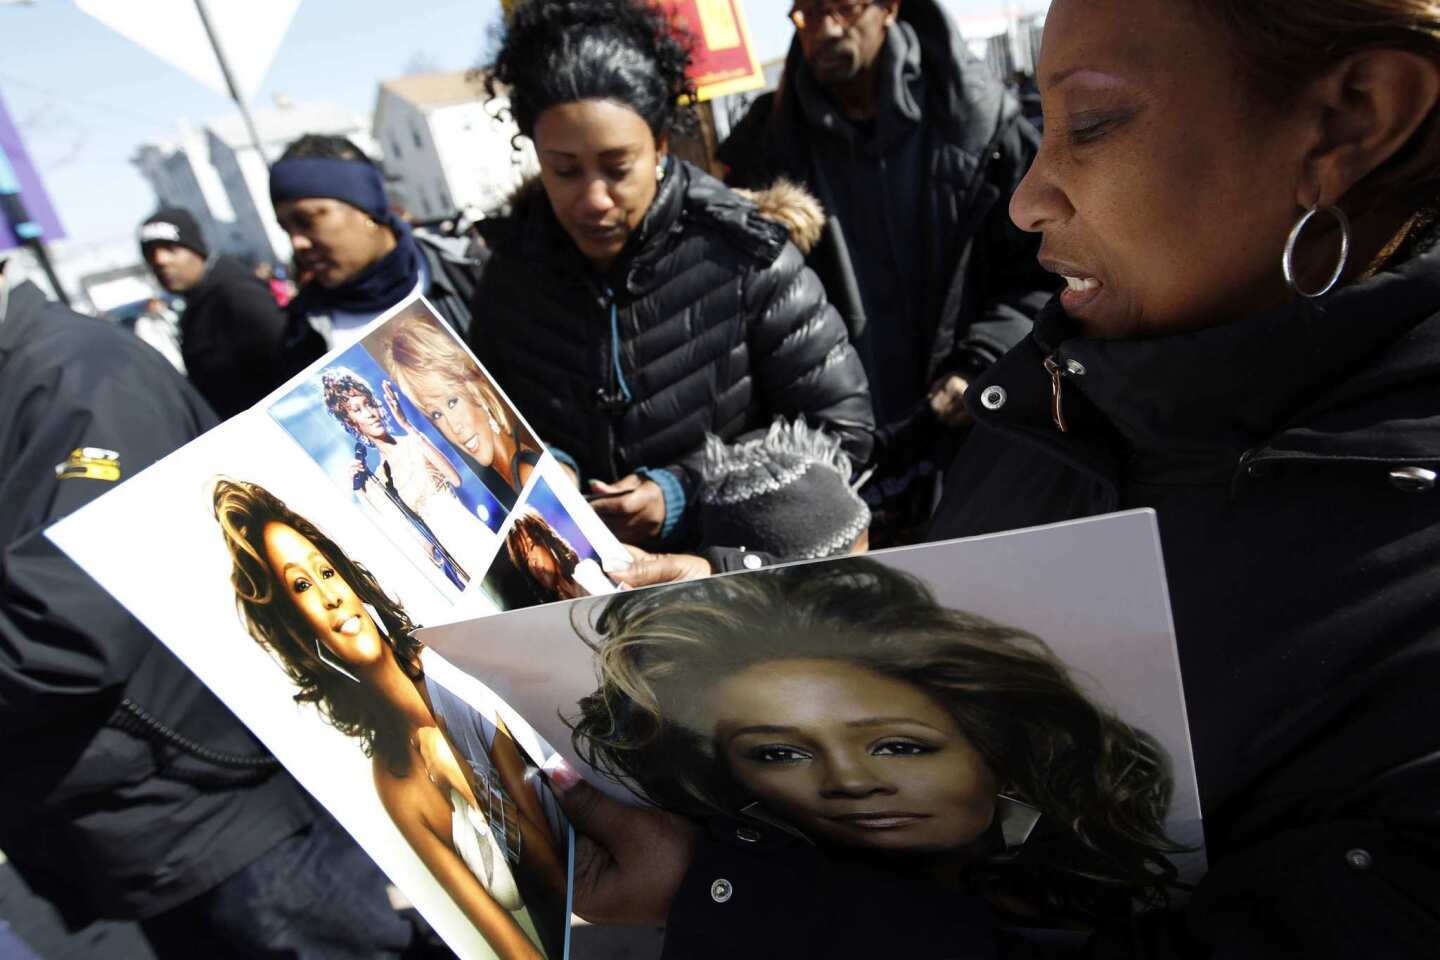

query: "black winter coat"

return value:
[179, 255, 292, 421]
[932, 250, 1440, 956]
[0, 282, 314, 922]
[719, 0, 1053, 415]
[469, 159, 875, 544]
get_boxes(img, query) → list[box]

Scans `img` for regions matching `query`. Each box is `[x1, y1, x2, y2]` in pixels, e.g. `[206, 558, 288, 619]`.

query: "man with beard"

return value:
[719, 0, 1055, 543]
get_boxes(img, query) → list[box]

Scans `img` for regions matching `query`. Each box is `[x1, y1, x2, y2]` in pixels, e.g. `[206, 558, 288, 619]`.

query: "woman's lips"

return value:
[336, 614, 362, 637]
[828, 812, 931, 830]
[463, 433, 481, 453]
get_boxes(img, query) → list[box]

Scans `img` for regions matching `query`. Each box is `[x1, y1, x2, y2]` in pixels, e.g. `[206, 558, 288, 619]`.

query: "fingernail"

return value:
[600, 556, 631, 574]
[541, 753, 583, 793]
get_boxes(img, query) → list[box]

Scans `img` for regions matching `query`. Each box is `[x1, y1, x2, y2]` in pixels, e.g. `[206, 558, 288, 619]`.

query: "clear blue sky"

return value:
[0, 0, 1044, 249]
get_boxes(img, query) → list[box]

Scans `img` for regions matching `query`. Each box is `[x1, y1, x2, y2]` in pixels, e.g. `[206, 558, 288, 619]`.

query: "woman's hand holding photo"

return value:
[605, 546, 711, 589]
[588, 476, 666, 544]
[543, 757, 697, 927]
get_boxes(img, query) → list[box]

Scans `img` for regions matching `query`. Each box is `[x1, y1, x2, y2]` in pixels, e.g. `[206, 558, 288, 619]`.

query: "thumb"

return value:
[588, 479, 625, 496]
[543, 757, 628, 844]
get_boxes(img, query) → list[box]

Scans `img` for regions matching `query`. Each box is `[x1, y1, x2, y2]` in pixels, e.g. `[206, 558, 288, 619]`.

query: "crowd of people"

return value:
[1, 0, 1438, 957]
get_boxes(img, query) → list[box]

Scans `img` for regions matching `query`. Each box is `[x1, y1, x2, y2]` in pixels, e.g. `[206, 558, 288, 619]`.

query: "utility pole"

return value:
[193, 0, 269, 168]
[0, 140, 69, 306]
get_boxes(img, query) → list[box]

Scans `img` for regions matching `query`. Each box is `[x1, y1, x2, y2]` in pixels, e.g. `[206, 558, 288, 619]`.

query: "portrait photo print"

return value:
[421, 510, 1204, 947]
[46, 414, 575, 960]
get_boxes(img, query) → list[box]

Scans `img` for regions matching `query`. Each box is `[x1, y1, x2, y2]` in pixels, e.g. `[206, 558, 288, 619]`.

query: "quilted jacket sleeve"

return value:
[744, 242, 877, 471]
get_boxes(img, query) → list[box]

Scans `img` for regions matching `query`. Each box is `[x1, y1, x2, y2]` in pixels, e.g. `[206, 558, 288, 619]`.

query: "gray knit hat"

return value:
[698, 418, 871, 560]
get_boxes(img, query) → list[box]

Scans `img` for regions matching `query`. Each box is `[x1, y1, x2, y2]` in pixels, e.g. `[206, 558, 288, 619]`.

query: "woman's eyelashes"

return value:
[1051, 105, 1139, 147]
[289, 566, 335, 595]
[745, 744, 813, 764]
[741, 738, 942, 764]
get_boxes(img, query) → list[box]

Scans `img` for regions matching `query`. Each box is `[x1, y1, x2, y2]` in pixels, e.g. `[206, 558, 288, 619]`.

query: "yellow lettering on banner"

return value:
[696, 0, 741, 50]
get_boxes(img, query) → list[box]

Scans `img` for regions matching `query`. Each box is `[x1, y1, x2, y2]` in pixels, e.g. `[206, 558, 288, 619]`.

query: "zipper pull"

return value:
[1042, 354, 1070, 433]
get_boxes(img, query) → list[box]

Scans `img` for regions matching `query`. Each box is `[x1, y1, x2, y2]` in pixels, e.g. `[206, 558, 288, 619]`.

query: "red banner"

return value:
[659, 0, 766, 101]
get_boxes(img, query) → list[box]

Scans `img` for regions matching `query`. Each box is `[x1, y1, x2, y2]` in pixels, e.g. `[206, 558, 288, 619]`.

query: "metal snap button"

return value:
[1345, 848, 1373, 872]
[1064, 359, 1086, 376]
[979, 386, 1007, 411]
[1388, 466, 1436, 493]
[710, 878, 733, 903]
[735, 826, 762, 843]
[742, 553, 763, 570]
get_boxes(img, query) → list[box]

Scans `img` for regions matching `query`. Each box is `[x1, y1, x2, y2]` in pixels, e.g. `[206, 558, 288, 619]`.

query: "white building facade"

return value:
[373, 71, 536, 222]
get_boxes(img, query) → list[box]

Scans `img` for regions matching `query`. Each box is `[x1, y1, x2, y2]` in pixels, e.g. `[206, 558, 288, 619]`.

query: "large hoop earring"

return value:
[1283, 204, 1351, 299]
[315, 638, 360, 683]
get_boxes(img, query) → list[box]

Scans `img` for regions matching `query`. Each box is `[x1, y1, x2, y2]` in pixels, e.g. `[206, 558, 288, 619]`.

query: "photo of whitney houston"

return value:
[569, 559, 1187, 943]
[213, 478, 570, 959]
[483, 476, 614, 610]
[369, 302, 543, 511]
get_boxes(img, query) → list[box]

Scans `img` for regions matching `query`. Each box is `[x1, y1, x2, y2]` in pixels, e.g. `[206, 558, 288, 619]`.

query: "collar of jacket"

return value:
[182, 254, 245, 303]
[793, 20, 923, 154]
[514, 159, 788, 294]
[0, 279, 49, 365]
[970, 245, 1440, 485]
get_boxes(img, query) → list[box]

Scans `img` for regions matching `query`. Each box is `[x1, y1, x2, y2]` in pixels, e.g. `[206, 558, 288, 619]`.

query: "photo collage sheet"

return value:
[48, 287, 1207, 955]
[47, 293, 642, 960]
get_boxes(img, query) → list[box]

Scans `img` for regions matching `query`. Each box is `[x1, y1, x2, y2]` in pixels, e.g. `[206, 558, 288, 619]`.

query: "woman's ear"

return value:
[1297, 49, 1440, 209]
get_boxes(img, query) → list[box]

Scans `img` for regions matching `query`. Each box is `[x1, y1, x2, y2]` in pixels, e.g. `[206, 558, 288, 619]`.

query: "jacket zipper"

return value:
[1043, 353, 1070, 433]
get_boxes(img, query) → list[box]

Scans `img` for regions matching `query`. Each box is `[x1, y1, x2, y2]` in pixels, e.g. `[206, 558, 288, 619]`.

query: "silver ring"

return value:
[1283, 205, 1351, 299]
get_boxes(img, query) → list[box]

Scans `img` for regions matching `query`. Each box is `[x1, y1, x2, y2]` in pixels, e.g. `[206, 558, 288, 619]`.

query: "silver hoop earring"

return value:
[1283, 204, 1351, 298]
[315, 638, 360, 684]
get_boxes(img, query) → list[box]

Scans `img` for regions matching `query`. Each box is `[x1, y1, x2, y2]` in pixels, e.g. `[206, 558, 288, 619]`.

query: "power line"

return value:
[0, 71, 174, 128]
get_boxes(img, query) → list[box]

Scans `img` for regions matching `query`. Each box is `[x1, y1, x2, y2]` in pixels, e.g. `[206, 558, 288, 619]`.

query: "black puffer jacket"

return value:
[931, 246, 1440, 957]
[470, 159, 875, 544]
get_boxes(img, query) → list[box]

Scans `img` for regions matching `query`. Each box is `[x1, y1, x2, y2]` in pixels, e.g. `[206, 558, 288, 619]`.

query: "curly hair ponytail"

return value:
[487, 0, 697, 139]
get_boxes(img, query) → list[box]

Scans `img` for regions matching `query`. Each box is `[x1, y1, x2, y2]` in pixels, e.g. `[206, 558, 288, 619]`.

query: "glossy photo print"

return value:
[269, 339, 506, 597]
[46, 414, 574, 960]
[365, 301, 543, 513]
[421, 510, 1204, 950]
[482, 465, 629, 611]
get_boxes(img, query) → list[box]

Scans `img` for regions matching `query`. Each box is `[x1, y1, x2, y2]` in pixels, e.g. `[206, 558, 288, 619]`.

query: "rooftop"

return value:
[379, 69, 492, 110]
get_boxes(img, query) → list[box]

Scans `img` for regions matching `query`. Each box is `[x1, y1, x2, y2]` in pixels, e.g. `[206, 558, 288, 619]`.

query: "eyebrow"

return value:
[541, 147, 638, 161]
[1045, 66, 1129, 91]
[728, 718, 947, 740]
[279, 551, 326, 578]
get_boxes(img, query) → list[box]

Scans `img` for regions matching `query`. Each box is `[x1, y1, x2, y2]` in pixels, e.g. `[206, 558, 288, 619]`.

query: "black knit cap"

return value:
[138, 207, 208, 258]
[699, 419, 871, 560]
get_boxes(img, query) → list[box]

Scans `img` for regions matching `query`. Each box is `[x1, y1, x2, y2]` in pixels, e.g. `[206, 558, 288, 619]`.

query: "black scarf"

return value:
[290, 217, 423, 318]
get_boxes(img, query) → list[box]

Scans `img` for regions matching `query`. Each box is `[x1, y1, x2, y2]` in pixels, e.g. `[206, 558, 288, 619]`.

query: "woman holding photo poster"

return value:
[564, 561, 1183, 957]
[602, 1, 1440, 955]
[469, 0, 875, 548]
[212, 479, 568, 960]
[321, 366, 494, 588]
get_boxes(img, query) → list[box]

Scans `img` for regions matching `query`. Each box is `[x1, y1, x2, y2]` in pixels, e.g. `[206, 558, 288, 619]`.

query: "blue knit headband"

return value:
[269, 157, 389, 221]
